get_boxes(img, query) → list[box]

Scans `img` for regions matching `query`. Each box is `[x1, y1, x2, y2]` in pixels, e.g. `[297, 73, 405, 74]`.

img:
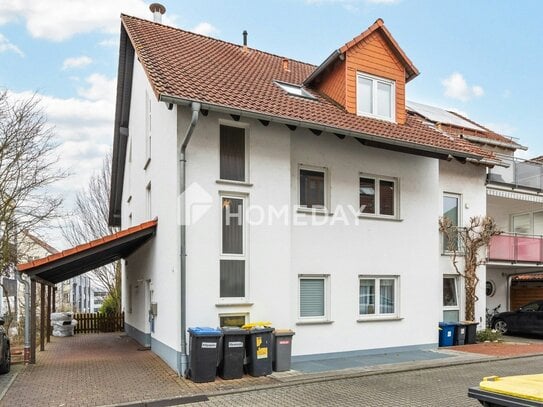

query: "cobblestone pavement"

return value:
[0, 333, 276, 407]
[190, 355, 543, 406]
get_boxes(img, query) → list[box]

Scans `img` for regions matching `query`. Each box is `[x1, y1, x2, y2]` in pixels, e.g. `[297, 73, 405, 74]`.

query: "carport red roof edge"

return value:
[18, 219, 158, 272]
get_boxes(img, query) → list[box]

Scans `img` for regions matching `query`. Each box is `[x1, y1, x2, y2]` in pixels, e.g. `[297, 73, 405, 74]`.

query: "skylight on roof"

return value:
[275, 81, 316, 99]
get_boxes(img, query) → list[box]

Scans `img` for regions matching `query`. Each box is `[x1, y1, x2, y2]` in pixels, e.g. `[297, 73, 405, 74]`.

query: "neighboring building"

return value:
[108, 10, 535, 375]
[92, 290, 107, 313]
[406, 102, 543, 319]
[56, 274, 94, 313]
[1, 231, 57, 318]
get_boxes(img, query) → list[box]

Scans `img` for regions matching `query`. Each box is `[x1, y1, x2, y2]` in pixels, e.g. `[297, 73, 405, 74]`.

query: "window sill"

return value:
[357, 316, 403, 323]
[144, 157, 151, 170]
[296, 207, 333, 216]
[358, 214, 402, 222]
[216, 179, 253, 187]
[296, 320, 334, 326]
[215, 302, 254, 308]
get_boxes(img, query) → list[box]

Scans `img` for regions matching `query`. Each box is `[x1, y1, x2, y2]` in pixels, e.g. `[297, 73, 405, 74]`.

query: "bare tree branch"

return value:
[439, 215, 501, 321]
[62, 153, 121, 313]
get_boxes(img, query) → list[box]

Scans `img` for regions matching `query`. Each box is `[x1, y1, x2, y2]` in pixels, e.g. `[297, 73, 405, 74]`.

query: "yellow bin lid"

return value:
[241, 321, 272, 329]
[479, 374, 543, 402]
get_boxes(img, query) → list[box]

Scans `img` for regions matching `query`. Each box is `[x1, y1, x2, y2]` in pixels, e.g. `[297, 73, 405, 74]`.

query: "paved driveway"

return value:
[0, 333, 275, 407]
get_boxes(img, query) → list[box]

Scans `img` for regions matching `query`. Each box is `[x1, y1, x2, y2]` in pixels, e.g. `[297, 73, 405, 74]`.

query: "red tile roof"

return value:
[121, 14, 495, 162]
[18, 219, 157, 272]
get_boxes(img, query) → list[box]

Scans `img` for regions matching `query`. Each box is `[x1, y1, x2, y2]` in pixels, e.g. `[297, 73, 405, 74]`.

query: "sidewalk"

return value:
[1, 333, 542, 407]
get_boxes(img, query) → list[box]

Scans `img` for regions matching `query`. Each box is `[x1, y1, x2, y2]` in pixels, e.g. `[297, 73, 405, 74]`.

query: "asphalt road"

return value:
[187, 355, 543, 406]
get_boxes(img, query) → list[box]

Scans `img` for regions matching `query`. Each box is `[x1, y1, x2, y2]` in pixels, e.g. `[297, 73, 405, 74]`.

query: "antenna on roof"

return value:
[149, 3, 166, 23]
[243, 30, 248, 46]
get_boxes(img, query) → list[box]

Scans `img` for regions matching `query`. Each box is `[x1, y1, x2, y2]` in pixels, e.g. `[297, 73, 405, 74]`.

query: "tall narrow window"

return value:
[220, 196, 246, 299]
[299, 167, 327, 209]
[443, 193, 460, 251]
[220, 125, 246, 181]
[299, 276, 328, 320]
[360, 175, 398, 218]
[443, 276, 459, 322]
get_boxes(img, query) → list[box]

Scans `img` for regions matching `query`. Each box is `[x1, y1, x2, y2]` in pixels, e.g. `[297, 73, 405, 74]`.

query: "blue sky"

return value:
[1, 0, 542, 245]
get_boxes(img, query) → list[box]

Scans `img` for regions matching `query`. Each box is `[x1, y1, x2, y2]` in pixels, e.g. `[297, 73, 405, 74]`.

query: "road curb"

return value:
[97, 352, 543, 406]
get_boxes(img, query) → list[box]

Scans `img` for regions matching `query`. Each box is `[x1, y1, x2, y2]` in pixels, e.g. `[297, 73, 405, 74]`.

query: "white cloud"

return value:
[191, 22, 219, 37]
[98, 37, 119, 47]
[8, 71, 116, 198]
[62, 55, 92, 70]
[442, 72, 484, 102]
[77, 73, 115, 101]
[0, 32, 24, 56]
[0, 0, 177, 41]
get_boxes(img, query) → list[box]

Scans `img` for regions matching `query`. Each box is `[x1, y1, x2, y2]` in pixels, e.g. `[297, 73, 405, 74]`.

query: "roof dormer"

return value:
[305, 19, 419, 125]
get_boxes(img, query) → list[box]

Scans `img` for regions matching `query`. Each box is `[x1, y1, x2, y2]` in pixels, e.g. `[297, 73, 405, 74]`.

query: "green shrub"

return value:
[476, 328, 502, 342]
[99, 295, 118, 315]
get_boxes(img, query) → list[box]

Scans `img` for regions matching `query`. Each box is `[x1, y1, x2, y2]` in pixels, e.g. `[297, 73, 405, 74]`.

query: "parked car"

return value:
[0, 318, 10, 374]
[491, 300, 543, 335]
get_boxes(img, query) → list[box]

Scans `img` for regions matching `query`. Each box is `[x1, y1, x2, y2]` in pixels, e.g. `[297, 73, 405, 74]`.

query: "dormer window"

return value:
[356, 73, 395, 122]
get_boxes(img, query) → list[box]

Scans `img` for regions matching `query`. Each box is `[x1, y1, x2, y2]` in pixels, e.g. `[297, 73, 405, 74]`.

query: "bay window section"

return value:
[220, 196, 246, 300]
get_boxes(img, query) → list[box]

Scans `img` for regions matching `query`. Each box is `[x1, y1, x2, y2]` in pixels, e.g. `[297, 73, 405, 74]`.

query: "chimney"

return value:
[149, 3, 166, 23]
[282, 58, 290, 72]
[242, 30, 248, 52]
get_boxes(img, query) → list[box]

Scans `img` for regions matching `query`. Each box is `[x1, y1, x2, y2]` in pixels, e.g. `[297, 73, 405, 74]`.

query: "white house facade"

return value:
[109, 10, 527, 375]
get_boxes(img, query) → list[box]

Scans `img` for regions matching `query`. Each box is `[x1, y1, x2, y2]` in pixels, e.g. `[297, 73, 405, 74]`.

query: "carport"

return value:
[16, 219, 157, 364]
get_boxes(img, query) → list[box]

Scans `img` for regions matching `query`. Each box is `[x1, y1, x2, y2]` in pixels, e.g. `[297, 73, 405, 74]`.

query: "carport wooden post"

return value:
[52, 287, 57, 312]
[40, 283, 45, 351]
[47, 285, 52, 343]
[30, 279, 36, 364]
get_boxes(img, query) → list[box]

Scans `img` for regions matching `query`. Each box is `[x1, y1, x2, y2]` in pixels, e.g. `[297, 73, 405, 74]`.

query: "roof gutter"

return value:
[462, 134, 528, 151]
[466, 157, 509, 168]
[159, 94, 485, 162]
[303, 49, 342, 86]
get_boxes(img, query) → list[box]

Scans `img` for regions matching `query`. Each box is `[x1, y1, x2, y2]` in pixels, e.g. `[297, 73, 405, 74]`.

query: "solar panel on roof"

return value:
[406, 101, 485, 132]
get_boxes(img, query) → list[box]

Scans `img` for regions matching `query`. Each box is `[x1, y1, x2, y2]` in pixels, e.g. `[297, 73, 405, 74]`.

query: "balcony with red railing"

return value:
[488, 233, 543, 263]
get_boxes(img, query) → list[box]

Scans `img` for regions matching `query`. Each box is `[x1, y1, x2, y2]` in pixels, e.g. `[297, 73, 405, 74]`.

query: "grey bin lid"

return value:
[273, 329, 295, 336]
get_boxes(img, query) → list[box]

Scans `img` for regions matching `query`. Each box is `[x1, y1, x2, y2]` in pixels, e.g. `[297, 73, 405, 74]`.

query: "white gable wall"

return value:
[121, 59, 180, 361]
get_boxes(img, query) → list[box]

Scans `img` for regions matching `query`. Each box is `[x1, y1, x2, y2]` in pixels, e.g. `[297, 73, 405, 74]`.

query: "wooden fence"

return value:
[73, 312, 124, 334]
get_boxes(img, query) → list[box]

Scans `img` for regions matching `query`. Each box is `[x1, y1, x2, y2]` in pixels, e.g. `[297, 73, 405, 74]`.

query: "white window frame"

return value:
[356, 72, 396, 122]
[219, 193, 248, 303]
[218, 119, 250, 184]
[443, 275, 461, 322]
[358, 275, 400, 320]
[359, 173, 399, 219]
[298, 164, 329, 213]
[442, 192, 462, 254]
[298, 274, 330, 322]
[510, 210, 543, 236]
